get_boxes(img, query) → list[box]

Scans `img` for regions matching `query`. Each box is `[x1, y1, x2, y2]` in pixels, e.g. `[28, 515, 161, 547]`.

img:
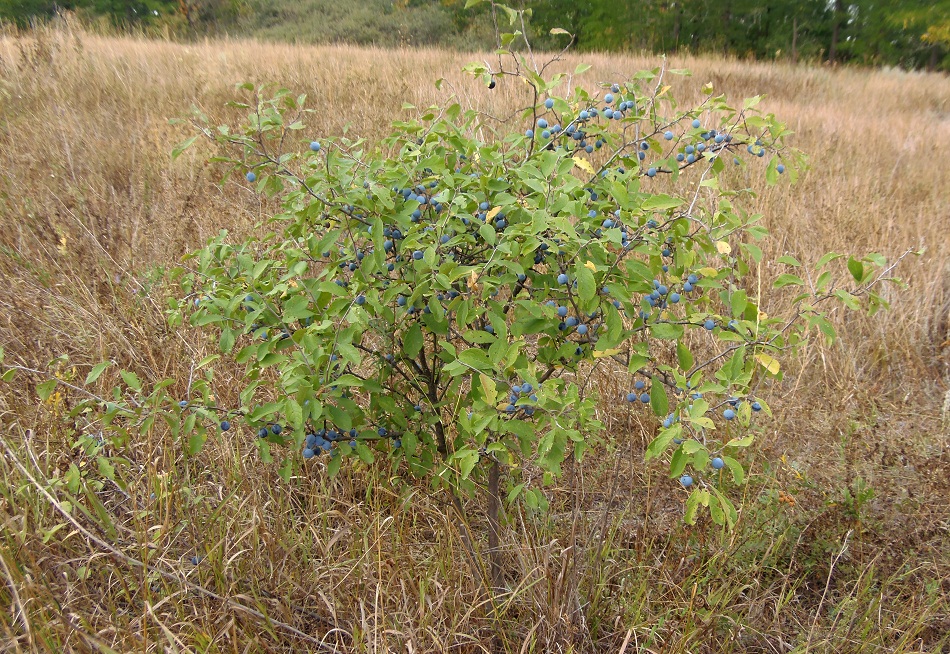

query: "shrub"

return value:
[0, 3, 900, 593]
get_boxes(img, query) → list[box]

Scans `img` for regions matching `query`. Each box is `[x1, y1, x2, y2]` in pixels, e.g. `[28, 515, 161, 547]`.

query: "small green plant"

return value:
[0, 4, 902, 594]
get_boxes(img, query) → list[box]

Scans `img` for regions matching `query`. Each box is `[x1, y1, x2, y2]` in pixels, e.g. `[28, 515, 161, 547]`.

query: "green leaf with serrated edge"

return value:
[85, 361, 112, 385]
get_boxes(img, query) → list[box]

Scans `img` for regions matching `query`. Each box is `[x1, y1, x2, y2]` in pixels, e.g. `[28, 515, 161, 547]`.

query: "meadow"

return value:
[0, 22, 948, 653]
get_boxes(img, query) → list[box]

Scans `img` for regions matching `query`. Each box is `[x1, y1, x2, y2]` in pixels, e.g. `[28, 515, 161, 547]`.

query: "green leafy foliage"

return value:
[147, 47, 894, 524]
[0, 13, 902, 526]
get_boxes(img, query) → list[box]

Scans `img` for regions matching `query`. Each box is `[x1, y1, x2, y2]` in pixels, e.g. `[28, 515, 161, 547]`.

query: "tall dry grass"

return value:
[0, 22, 948, 653]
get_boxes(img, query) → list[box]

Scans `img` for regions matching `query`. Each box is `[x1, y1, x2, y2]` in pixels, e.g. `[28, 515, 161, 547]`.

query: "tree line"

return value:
[2, 0, 947, 72]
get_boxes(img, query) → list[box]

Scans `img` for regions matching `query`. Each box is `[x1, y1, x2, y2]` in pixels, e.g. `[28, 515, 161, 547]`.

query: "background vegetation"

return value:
[0, 21, 947, 652]
[1, 0, 949, 71]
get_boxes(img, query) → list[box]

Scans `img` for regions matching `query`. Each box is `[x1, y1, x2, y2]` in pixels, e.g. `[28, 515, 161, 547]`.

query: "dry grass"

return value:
[0, 22, 948, 653]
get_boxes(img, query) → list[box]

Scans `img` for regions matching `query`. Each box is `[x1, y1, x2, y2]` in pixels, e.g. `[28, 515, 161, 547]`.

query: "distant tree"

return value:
[0, 0, 79, 26]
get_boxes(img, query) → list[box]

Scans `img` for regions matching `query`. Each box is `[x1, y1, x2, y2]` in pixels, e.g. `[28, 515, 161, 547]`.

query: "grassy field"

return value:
[0, 22, 948, 653]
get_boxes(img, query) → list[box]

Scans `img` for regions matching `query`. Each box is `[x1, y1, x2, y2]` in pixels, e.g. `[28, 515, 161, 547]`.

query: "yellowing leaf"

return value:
[592, 348, 622, 358]
[486, 206, 502, 221]
[573, 158, 596, 176]
[716, 241, 732, 255]
[699, 267, 719, 278]
[468, 270, 480, 290]
[758, 310, 768, 320]
[584, 261, 596, 272]
[658, 85, 671, 98]
[754, 353, 781, 375]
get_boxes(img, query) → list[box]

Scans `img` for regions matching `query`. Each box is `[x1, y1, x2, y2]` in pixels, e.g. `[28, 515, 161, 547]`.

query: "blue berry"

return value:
[680, 475, 693, 488]
[309, 141, 321, 152]
[220, 421, 231, 431]
[723, 408, 736, 420]
[711, 457, 725, 470]
[245, 172, 256, 183]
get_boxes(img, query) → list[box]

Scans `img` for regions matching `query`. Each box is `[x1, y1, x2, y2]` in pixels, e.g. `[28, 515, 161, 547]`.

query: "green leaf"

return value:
[85, 361, 112, 385]
[97, 456, 115, 481]
[36, 379, 58, 402]
[575, 264, 596, 306]
[676, 342, 693, 371]
[816, 252, 843, 269]
[187, 430, 207, 456]
[708, 493, 724, 525]
[1, 368, 16, 382]
[650, 378, 668, 417]
[730, 290, 747, 317]
[285, 398, 304, 430]
[641, 194, 683, 211]
[722, 456, 744, 484]
[847, 256, 865, 283]
[650, 323, 684, 340]
[646, 424, 680, 461]
[725, 433, 755, 448]
[685, 489, 701, 524]
[403, 324, 424, 359]
[458, 348, 493, 372]
[171, 135, 198, 160]
[119, 370, 142, 392]
[458, 449, 479, 479]
[773, 274, 804, 288]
